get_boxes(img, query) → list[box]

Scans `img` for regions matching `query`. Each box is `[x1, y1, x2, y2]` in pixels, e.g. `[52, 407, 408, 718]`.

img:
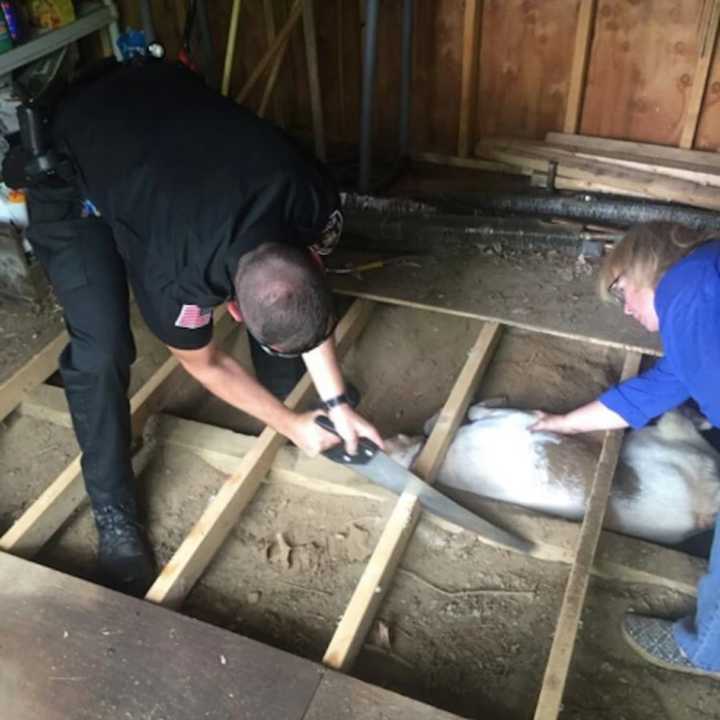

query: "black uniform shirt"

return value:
[52, 62, 340, 349]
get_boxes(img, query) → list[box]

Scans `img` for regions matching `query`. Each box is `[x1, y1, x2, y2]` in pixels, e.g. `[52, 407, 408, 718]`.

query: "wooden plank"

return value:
[18, 383, 73, 428]
[330, 249, 662, 357]
[501, 135, 720, 185]
[322, 322, 503, 671]
[236, 0, 302, 105]
[554, 175, 651, 199]
[546, 130, 720, 169]
[680, 0, 720, 148]
[533, 350, 643, 720]
[413, 322, 502, 481]
[258, 37, 291, 118]
[302, 0, 326, 161]
[457, 0, 482, 157]
[21, 405, 705, 599]
[0, 329, 67, 424]
[0, 551, 466, 720]
[414, 151, 529, 175]
[221, 0, 243, 96]
[261, 0, 284, 121]
[563, 0, 596, 133]
[144, 299, 373, 609]
[0, 551, 323, 720]
[477, 138, 720, 210]
[0, 310, 236, 558]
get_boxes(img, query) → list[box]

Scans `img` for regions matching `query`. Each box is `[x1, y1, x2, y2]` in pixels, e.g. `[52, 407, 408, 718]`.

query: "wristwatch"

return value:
[322, 393, 350, 411]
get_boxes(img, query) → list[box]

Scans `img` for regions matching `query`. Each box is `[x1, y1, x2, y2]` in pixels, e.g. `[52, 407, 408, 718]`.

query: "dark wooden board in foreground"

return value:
[330, 247, 662, 356]
[0, 552, 466, 720]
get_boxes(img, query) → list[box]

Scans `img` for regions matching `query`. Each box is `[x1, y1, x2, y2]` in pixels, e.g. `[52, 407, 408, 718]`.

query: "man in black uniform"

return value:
[24, 61, 382, 596]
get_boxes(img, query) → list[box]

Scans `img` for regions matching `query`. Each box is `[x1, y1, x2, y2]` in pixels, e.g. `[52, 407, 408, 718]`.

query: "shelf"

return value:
[0, 2, 116, 77]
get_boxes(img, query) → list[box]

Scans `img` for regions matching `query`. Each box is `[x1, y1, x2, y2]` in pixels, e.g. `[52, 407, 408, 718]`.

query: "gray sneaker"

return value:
[622, 613, 720, 679]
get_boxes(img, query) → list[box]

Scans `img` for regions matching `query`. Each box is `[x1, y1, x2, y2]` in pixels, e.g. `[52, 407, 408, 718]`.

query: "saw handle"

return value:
[314, 415, 379, 465]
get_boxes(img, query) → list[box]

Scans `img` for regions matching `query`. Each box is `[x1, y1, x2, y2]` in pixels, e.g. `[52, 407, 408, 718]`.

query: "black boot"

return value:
[94, 502, 156, 597]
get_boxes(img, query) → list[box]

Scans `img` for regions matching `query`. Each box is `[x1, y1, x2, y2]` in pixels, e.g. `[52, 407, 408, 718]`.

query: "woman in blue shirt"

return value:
[533, 222, 720, 679]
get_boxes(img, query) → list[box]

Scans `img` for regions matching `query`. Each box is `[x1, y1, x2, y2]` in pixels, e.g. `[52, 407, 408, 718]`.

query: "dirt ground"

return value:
[0, 285, 717, 719]
[0, 296, 64, 385]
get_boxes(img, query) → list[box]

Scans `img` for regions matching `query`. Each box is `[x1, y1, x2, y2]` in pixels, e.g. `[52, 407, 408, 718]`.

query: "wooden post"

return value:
[533, 351, 643, 720]
[563, 0, 596, 134]
[221, 0, 243, 97]
[680, 0, 720, 149]
[302, 0, 327, 160]
[323, 322, 503, 671]
[457, 0, 482, 157]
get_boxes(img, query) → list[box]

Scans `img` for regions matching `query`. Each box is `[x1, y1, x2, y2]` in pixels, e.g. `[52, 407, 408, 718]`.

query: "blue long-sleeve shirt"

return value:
[599, 239, 720, 429]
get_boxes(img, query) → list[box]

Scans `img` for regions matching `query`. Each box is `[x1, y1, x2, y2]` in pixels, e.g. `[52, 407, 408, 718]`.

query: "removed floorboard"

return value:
[329, 248, 661, 355]
[0, 551, 464, 720]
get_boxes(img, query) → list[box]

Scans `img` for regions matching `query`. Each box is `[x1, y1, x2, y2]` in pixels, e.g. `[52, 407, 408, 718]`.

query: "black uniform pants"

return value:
[27, 180, 305, 510]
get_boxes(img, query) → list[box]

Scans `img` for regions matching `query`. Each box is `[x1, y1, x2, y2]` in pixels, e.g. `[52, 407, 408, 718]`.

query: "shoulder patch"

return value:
[175, 304, 213, 329]
[311, 209, 343, 255]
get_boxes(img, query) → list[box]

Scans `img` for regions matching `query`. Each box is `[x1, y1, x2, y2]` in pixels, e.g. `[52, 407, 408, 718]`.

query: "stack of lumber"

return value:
[475, 133, 720, 211]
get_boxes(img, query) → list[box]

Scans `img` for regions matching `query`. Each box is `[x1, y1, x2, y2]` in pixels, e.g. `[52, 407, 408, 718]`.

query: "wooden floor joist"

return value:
[0, 310, 236, 558]
[15, 392, 705, 599]
[0, 329, 67, 424]
[533, 350, 643, 720]
[323, 321, 503, 671]
[144, 299, 374, 609]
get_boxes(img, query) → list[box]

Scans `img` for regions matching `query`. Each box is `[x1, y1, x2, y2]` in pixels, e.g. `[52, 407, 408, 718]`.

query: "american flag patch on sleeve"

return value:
[175, 304, 213, 329]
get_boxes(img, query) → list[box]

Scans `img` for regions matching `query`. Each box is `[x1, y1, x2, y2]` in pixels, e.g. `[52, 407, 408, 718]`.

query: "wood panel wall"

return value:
[580, 0, 706, 145]
[119, 0, 720, 155]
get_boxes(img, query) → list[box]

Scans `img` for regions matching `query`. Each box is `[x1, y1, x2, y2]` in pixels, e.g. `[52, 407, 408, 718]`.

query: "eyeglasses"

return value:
[607, 275, 625, 305]
[257, 315, 338, 359]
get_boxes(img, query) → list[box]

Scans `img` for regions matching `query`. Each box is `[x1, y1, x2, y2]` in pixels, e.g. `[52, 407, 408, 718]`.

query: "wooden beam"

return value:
[0, 310, 236, 558]
[477, 139, 720, 210]
[236, 0, 302, 105]
[19, 383, 73, 428]
[337, 0, 346, 136]
[261, 0, 284, 121]
[221, 0, 243, 96]
[18, 392, 704, 599]
[541, 138, 720, 186]
[144, 299, 374, 609]
[457, 0, 482, 157]
[533, 350, 643, 720]
[302, 0, 326, 160]
[0, 330, 67, 424]
[415, 151, 528, 175]
[680, 0, 720, 149]
[563, 0, 596, 134]
[546, 131, 720, 169]
[259, 38, 291, 118]
[322, 321, 503, 671]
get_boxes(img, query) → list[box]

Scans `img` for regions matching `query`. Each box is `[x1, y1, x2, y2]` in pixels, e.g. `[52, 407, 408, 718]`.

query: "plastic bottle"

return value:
[0, 184, 28, 226]
[0, 11, 12, 54]
[1, 0, 23, 44]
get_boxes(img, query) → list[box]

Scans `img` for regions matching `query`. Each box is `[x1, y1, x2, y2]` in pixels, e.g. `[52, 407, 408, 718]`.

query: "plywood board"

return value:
[476, 0, 580, 140]
[409, 0, 466, 154]
[0, 551, 323, 720]
[580, 0, 705, 145]
[330, 249, 662, 356]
